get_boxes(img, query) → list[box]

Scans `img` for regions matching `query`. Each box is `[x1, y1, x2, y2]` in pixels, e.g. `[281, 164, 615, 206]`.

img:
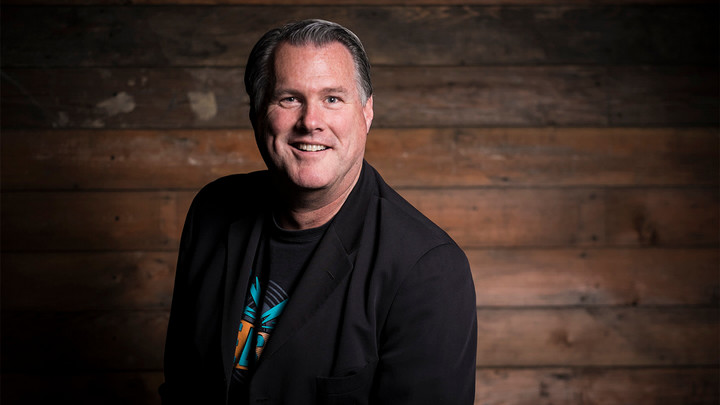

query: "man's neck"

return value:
[273, 170, 361, 231]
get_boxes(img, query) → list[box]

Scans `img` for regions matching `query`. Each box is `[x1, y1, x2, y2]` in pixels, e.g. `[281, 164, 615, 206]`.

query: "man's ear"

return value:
[363, 95, 374, 133]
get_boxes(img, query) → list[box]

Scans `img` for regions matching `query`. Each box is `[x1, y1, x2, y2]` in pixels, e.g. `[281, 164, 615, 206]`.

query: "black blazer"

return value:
[161, 161, 477, 404]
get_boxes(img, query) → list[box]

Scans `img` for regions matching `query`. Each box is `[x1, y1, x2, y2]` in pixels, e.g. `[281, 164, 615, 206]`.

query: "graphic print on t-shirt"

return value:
[233, 276, 288, 373]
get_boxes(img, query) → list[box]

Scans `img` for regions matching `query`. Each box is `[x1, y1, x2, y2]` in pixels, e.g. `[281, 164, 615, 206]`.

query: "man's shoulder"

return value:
[188, 170, 271, 219]
[368, 166, 456, 253]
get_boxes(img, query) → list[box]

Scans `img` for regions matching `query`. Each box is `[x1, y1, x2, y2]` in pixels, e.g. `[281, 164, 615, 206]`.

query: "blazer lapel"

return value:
[221, 214, 265, 381]
[257, 223, 354, 361]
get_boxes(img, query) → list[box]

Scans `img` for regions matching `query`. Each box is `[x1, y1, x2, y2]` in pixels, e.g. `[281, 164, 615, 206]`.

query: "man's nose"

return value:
[297, 102, 323, 133]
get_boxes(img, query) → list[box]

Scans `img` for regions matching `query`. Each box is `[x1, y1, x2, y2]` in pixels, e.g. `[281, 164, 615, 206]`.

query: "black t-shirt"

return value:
[228, 216, 329, 400]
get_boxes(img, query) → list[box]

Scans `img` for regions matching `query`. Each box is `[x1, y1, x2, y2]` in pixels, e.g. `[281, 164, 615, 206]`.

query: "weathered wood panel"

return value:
[2, 188, 716, 251]
[475, 307, 719, 367]
[402, 187, 719, 248]
[2, 307, 716, 371]
[475, 367, 720, 405]
[1, 252, 177, 311]
[1, 372, 166, 405]
[2, 248, 716, 311]
[608, 66, 720, 126]
[2, 0, 717, 5]
[469, 248, 719, 307]
[3, 128, 716, 190]
[602, 188, 720, 247]
[2, 367, 718, 405]
[0, 191, 193, 251]
[2, 5, 716, 67]
[3, 66, 717, 128]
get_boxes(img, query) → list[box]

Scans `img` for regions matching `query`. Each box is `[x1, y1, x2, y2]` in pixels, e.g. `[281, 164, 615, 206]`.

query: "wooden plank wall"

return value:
[1, 1, 718, 404]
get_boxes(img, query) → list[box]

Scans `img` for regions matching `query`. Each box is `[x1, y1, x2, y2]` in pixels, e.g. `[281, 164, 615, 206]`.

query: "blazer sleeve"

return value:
[372, 242, 477, 404]
[159, 196, 228, 405]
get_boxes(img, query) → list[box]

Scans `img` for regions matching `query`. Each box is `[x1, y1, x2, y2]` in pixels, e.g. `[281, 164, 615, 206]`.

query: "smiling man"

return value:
[161, 19, 477, 405]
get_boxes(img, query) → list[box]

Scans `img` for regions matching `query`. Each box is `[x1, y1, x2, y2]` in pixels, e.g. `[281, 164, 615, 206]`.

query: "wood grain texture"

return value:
[2, 5, 716, 67]
[3, 128, 716, 190]
[2, 367, 718, 405]
[1, 252, 177, 311]
[475, 367, 720, 405]
[2, 248, 716, 311]
[2, 188, 716, 251]
[0, 191, 193, 251]
[2, 0, 717, 5]
[475, 307, 719, 367]
[470, 248, 719, 307]
[3, 66, 717, 128]
[2, 307, 716, 370]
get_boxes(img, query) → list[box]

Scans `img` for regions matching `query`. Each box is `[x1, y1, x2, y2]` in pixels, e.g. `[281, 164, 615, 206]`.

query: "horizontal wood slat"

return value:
[3, 66, 717, 128]
[3, 128, 716, 190]
[475, 367, 720, 405]
[0, 191, 193, 251]
[2, 5, 716, 67]
[2, 307, 716, 371]
[2, 188, 716, 251]
[469, 248, 719, 307]
[2, 248, 717, 311]
[475, 307, 719, 367]
[2, 0, 717, 5]
[2, 367, 718, 405]
[401, 188, 718, 248]
[1, 252, 177, 311]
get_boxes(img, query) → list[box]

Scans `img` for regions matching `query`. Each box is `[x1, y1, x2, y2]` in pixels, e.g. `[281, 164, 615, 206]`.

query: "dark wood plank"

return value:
[0, 191, 193, 251]
[609, 66, 720, 126]
[1, 310, 168, 371]
[475, 367, 719, 405]
[3, 67, 716, 128]
[604, 188, 719, 247]
[3, 128, 716, 190]
[0, 68, 248, 129]
[470, 248, 719, 307]
[1, 0, 716, 5]
[2, 188, 716, 251]
[2, 367, 718, 405]
[2, 307, 716, 370]
[2, 5, 716, 67]
[2, 248, 716, 311]
[475, 307, 719, 367]
[1, 372, 165, 405]
[1, 252, 177, 311]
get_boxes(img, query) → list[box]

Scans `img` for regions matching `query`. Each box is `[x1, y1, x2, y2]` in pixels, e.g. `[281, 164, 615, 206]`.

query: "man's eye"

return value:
[326, 96, 339, 103]
[282, 97, 296, 103]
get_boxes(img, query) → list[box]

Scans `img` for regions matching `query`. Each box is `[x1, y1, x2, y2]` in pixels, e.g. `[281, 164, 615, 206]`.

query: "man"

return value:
[161, 19, 477, 404]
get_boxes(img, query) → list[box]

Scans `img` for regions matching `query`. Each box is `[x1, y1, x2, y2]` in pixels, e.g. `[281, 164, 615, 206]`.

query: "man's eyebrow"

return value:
[322, 87, 349, 94]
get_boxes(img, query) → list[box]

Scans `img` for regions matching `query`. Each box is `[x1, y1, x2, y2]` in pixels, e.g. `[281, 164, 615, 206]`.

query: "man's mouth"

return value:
[294, 143, 328, 152]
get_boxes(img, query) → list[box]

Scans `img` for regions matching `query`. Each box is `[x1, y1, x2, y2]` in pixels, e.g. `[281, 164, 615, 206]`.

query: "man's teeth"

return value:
[296, 144, 328, 152]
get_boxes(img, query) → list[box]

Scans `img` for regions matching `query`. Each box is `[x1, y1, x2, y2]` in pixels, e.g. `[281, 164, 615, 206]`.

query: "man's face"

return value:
[257, 41, 374, 195]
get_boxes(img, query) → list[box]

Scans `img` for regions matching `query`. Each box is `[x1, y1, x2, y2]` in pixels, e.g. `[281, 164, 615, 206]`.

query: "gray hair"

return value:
[244, 19, 373, 126]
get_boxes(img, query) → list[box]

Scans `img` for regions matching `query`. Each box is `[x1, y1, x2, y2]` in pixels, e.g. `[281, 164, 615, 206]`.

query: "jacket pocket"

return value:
[316, 361, 376, 405]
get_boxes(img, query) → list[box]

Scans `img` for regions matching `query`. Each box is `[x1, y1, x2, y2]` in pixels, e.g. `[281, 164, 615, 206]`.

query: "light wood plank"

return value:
[469, 248, 719, 307]
[3, 128, 716, 190]
[475, 307, 719, 367]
